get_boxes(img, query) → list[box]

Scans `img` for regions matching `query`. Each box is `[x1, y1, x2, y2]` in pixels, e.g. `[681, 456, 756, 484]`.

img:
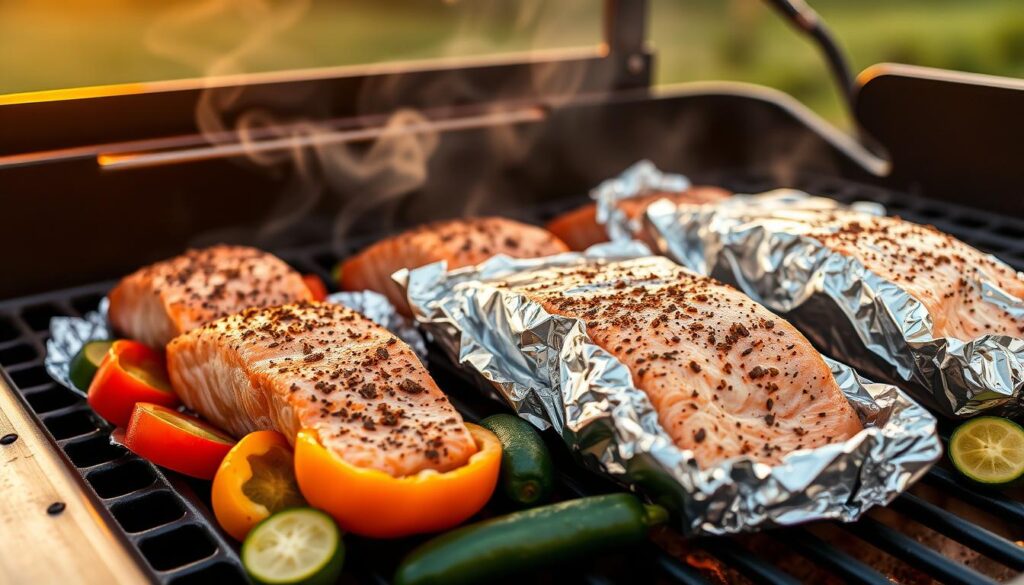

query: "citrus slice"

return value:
[949, 416, 1024, 485]
[242, 508, 344, 585]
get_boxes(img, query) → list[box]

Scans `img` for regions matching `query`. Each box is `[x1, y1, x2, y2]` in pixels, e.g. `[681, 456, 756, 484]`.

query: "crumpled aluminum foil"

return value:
[634, 180, 1024, 418]
[401, 245, 941, 535]
[593, 160, 692, 242]
[45, 298, 111, 396]
[45, 290, 425, 396]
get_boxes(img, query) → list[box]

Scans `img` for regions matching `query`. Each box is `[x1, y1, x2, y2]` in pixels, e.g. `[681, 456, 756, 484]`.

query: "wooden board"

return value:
[0, 378, 151, 584]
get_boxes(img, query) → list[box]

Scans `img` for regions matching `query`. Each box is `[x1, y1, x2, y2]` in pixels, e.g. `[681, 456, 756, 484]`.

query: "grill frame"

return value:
[2, 173, 1023, 584]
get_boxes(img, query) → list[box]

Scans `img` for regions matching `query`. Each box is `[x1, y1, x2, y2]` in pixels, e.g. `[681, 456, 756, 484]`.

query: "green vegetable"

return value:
[69, 340, 113, 391]
[242, 508, 344, 585]
[330, 262, 342, 287]
[394, 494, 668, 585]
[950, 416, 1024, 485]
[480, 414, 554, 507]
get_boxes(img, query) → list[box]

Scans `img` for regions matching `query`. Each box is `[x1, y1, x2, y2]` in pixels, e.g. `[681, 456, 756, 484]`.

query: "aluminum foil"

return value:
[593, 160, 692, 242]
[45, 291, 425, 396]
[45, 298, 111, 396]
[402, 246, 941, 535]
[636, 183, 1024, 418]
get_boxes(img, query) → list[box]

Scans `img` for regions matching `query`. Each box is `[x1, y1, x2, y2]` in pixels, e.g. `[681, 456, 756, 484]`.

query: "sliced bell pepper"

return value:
[87, 340, 179, 427]
[303, 274, 328, 302]
[212, 430, 306, 541]
[294, 423, 501, 538]
[125, 402, 236, 479]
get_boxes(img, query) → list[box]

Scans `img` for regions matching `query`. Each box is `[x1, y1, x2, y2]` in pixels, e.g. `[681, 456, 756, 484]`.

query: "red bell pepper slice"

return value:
[87, 340, 179, 427]
[125, 402, 236, 479]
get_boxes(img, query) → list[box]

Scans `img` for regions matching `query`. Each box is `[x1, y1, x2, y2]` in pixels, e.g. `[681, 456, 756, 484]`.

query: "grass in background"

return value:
[1, 0, 1023, 126]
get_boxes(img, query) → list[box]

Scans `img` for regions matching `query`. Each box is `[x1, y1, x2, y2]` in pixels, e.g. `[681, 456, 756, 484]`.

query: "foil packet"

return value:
[609, 165, 1024, 418]
[45, 290, 425, 397]
[401, 245, 941, 535]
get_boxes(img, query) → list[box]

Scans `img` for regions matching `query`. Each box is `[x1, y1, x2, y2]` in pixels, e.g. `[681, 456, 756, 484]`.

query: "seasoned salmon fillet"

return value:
[167, 301, 476, 477]
[340, 217, 569, 314]
[109, 245, 313, 347]
[499, 257, 862, 466]
[547, 188, 729, 251]
[781, 210, 1024, 340]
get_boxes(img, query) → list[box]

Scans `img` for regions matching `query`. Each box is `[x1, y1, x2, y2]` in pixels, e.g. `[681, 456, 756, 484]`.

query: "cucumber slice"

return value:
[949, 416, 1024, 485]
[69, 340, 113, 391]
[242, 508, 344, 585]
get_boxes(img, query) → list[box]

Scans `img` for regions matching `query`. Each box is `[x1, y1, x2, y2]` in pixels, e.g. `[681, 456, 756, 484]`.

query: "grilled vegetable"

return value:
[393, 494, 668, 585]
[950, 416, 1024, 485]
[125, 402, 235, 479]
[242, 508, 344, 585]
[87, 340, 179, 426]
[302, 274, 328, 302]
[480, 414, 553, 507]
[68, 339, 114, 391]
[294, 423, 501, 538]
[213, 430, 305, 541]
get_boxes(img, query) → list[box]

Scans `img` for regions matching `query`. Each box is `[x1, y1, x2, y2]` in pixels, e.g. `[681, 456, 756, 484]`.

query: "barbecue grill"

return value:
[3, 1, 1024, 583]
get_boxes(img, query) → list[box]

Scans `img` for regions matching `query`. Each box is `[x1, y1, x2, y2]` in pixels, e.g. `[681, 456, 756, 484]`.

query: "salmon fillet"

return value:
[793, 211, 1024, 340]
[167, 301, 476, 477]
[546, 188, 729, 251]
[109, 245, 313, 348]
[499, 257, 861, 466]
[340, 217, 569, 314]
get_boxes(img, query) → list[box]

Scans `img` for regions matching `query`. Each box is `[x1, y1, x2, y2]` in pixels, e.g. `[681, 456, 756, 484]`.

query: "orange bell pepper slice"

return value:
[302, 274, 328, 301]
[211, 430, 306, 541]
[294, 423, 501, 538]
[87, 340, 179, 427]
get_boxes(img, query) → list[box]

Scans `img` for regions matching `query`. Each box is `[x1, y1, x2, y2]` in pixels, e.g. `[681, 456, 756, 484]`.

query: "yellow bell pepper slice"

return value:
[212, 430, 305, 541]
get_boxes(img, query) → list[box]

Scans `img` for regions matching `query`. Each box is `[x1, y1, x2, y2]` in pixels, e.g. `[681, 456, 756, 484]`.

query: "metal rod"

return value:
[699, 540, 802, 585]
[97, 108, 546, 171]
[761, 0, 855, 108]
[891, 493, 1024, 571]
[923, 467, 1024, 527]
[602, 0, 652, 89]
[785, 529, 891, 585]
[0, 102, 544, 170]
[843, 517, 998, 585]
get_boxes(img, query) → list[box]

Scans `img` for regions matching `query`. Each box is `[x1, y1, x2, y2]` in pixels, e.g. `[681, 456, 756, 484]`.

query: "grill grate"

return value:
[1, 174, 1023, 584]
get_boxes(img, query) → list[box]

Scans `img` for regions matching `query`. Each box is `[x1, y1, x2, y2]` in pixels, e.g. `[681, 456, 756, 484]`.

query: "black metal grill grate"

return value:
[2, 174, 1024, 584]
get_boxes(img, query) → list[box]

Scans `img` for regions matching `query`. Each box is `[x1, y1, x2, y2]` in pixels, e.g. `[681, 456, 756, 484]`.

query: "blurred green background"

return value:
[2, 0, 1023, 126]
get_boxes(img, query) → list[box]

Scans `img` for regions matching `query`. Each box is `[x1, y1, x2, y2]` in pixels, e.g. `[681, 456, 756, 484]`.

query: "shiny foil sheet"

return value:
[45, 290, 424, 397]
[401, 245, 940, 535]
[623, 174, 1024, 418]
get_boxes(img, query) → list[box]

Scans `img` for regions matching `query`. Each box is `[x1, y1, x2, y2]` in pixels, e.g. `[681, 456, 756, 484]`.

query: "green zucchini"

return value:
[69, 340, 114, 391]
[480, 414, 554, 507]
[394, 494, 668, 585]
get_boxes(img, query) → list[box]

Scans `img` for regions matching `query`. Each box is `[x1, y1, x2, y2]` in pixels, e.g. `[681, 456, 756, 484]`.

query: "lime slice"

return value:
[242, 508, 344, 585]
[69, 340, 113, 391]
[949, 416, 1024, 485]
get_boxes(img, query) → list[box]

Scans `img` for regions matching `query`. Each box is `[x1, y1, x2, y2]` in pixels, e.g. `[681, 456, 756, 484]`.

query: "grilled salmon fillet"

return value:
[547, 187, 729, 251]
[500, 256, 861, 466]
[167, 301, 476, 477]
[785, 210, 1024, 340]
[340, 217, 569, 314]
[109, 245, 313, 347]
